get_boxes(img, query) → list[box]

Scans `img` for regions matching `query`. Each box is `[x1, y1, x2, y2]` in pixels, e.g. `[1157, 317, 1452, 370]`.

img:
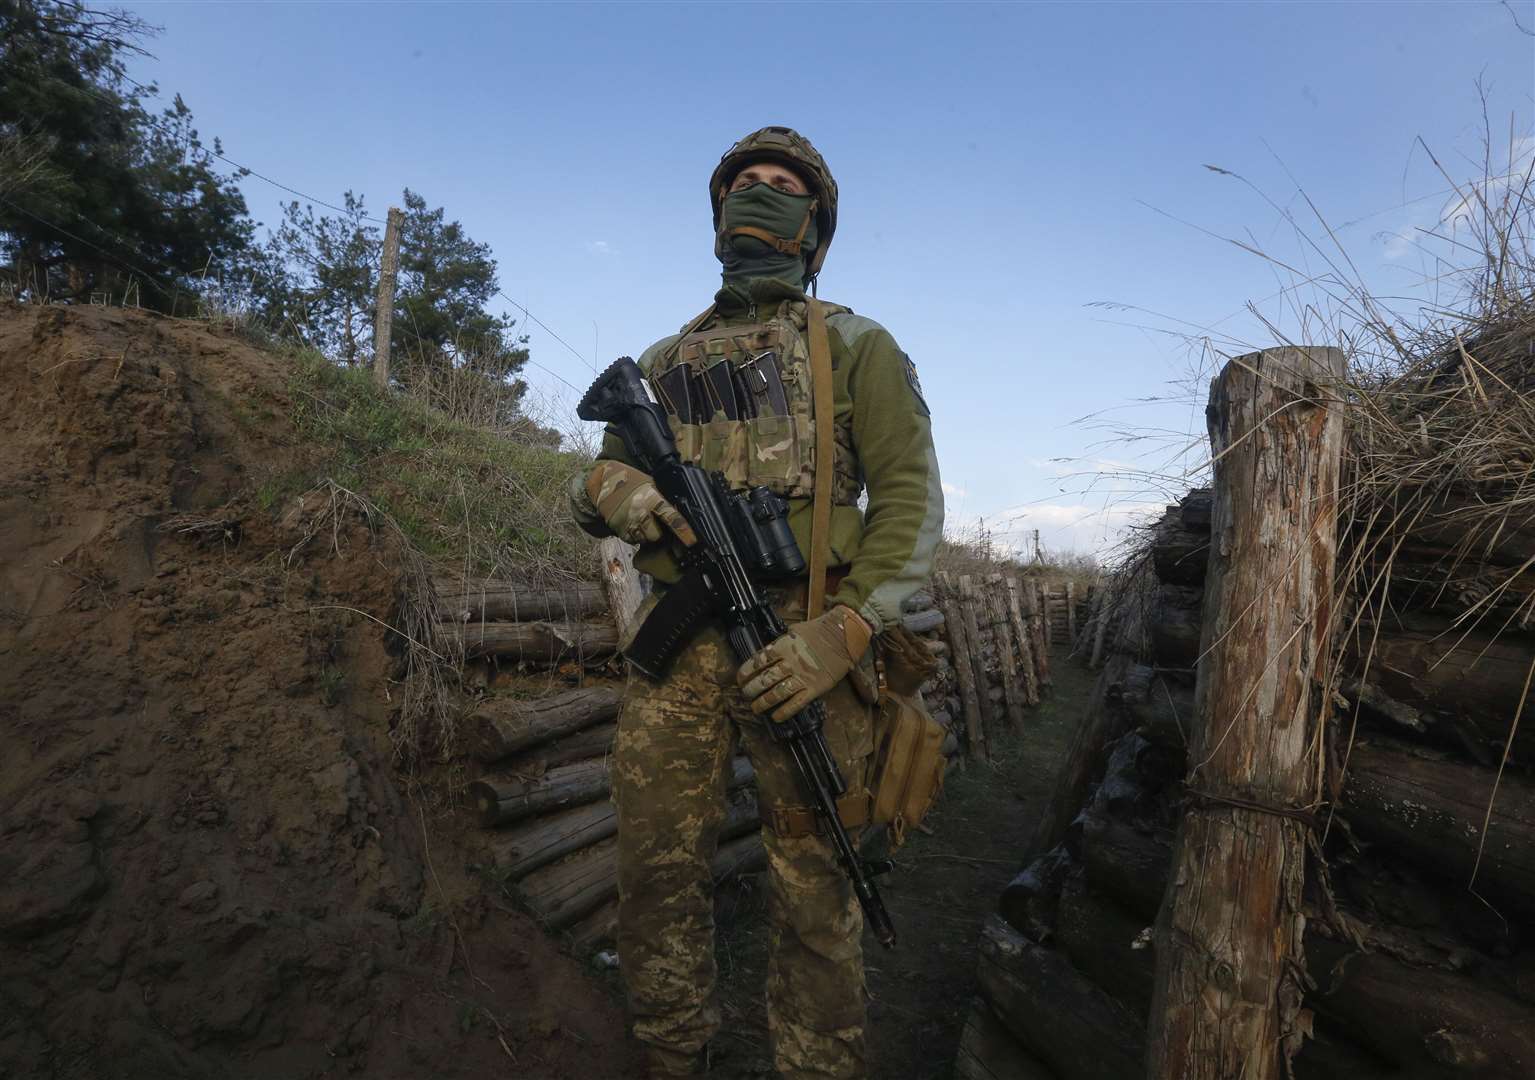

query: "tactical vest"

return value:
[649, 298, 864, 505]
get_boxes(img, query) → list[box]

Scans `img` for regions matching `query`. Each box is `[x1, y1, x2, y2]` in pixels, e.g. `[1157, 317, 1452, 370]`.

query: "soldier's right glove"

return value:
[736, 606, 873, 723]
[585, 461, 697, 547]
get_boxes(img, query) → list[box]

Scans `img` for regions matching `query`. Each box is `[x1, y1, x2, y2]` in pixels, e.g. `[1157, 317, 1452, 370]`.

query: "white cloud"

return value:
[947, 499, 1167, 558]
[941, 481, 968, 498]
[585, 240, 616, 256]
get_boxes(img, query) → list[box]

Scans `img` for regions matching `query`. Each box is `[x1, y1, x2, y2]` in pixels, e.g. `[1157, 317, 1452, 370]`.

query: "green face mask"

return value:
[716, 183, 819, 287]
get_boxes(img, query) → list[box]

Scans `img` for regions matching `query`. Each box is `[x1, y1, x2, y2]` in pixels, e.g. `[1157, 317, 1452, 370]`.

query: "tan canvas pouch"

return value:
[867, 689, 946, 849]
[865, 626, 945, 848]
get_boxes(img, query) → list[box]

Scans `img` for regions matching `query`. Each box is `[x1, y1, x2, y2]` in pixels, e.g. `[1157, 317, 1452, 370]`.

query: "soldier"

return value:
[569, 126, 943, 1078]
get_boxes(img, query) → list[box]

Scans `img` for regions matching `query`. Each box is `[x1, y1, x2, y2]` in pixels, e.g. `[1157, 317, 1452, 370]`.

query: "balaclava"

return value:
[715, 181, 818, 288]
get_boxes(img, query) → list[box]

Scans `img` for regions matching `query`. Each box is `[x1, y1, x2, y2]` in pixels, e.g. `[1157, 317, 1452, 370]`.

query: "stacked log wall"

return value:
[963, 486, 1535, 1078]
[448, 544, 1068, 954]
[452, 556, 1055, 951]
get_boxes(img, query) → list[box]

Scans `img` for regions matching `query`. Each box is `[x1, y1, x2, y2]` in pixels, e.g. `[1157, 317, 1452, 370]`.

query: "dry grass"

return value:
[1085, 115, 1535, 900]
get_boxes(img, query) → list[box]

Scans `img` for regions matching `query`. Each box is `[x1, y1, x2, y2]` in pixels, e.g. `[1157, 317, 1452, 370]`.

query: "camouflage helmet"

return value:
[709, 126, 838, 278]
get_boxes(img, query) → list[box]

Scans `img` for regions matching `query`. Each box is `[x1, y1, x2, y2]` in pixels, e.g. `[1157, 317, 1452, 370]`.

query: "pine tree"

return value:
[0, 0, 254, 309]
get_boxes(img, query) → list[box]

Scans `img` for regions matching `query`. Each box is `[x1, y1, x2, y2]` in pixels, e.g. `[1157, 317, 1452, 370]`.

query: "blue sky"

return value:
[117, 0, 1534, 555]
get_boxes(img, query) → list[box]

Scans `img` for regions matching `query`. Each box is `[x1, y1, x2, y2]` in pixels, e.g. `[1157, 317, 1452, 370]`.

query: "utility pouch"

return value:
[865, 627, 946, 849]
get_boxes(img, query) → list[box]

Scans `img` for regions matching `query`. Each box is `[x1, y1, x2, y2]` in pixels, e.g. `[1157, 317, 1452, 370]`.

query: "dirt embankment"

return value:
[0, 305, 628, 1079]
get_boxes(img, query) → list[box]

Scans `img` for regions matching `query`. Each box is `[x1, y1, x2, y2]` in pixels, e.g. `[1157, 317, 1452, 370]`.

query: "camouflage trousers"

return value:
[613, 607, 875, 1079]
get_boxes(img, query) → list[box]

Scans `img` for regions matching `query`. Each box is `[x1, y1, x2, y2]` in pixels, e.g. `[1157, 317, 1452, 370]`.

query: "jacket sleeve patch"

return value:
[903, 353, 930, 417]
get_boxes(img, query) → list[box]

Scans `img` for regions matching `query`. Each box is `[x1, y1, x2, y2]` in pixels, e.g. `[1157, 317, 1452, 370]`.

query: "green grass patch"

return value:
[276, 347, 597, 578]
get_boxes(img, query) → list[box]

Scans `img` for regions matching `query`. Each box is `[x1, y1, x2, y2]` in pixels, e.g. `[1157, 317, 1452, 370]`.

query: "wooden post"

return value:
[1065, 581, 1077, 643]
[937, 572, 986, 761]
[997, 573, 1039, 708]
[372, 205, 403, 389]
[984, 574, 1026, 729]
[1039, 583, 1053, 648]
[958, 575, 999, 744]
[1146, 346, 1346, 1080]
[1014, 578, 1051, 690]
[597, 536, 645, 644]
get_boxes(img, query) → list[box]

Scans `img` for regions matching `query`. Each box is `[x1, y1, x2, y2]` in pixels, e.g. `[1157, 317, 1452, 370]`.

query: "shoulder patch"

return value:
[902, 353, 930, 417]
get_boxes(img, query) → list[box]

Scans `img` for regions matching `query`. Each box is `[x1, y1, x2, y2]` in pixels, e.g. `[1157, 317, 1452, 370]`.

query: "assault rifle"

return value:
[578, 356, 897, 949]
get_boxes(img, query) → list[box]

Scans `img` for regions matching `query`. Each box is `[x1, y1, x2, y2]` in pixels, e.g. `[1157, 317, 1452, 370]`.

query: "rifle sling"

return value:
[805, 299, 835, 620]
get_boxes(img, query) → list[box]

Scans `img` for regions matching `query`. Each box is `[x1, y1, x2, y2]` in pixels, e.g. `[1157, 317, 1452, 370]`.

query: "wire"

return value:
[496, 290, 592, 394]
[0, 194, 174, 298]
[11, 45, 596, 395]
[50, 69, 389, 225]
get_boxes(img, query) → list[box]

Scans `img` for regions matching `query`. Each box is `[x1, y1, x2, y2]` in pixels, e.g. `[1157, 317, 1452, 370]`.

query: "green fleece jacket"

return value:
[569, 278, 943, 634]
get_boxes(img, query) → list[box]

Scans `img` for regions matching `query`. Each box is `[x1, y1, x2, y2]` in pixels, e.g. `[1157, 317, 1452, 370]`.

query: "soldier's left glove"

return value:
[736, 606, 873, 723]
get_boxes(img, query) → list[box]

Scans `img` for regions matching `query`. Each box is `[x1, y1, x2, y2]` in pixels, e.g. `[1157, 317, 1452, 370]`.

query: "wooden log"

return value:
[1147, 584, 1202, 669]
[902, 608, 945, 635]
[492, 799, 618, 880]
[1000, 575, 1041, 706]
[1038, 581, 1053, 649]
[1343, 736, 1535, 914]
[1056, 871, 1156, 1016]
[518, 834, 621, 930]
[471, 758, 611, 827]
[1148, 345, 1347, 1080]
[937, 573, 987, 762]
[445, 619, 618, 662]
[1180, 488, 1214, 532]
[517, 786, 764, 932]
[1351, 615, 1535, 762]
[1017, 577, 1052, 688]
[1307, 937, 1535, 1076]
[1118, 663, 1195, 752]
[977, 915, 1145, 1080]
[567, 898, 618, 953]
[1081, 808, 1172, 920]
[1066, 581, 1077, 643]
[504, 721, 615, 774]
[597, 536, 646, 644]
[1151, 518, 1211, 589]
[475, 756, 754, 830]
[953, 998, 1059, 1080]
[1056, 874, 1403, 1080]
[463, 687, 622, 763]
[983, 578, 1027, 731]
[958, 575, 999, 745]
[433, 579, 607, 622]
[903, 589, 937, 613]
[999, 845, 1073, 944]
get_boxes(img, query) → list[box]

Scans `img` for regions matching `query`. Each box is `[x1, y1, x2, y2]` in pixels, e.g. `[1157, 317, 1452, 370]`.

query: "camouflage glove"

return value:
[736, 606, 873, 723]
[585, 461, 697, 547]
